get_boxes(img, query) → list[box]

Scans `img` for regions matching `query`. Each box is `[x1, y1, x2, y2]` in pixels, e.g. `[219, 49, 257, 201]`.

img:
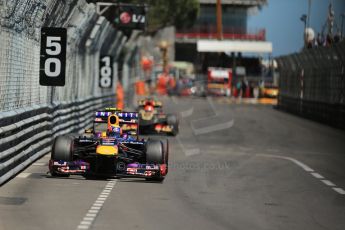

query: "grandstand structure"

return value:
[175, 0, 272, 79]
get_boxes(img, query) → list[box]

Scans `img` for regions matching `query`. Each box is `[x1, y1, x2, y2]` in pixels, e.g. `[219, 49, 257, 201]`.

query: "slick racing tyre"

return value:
[52, 135, 74, 161]
[165, 139, 169, 165]
[51, 135, 74, 177]
[146, 140, 166, 182]
[164, 139, 169, 174]
[167, 114, 178, 126]
[146, 140, 165, 164]
[167, 114, 179, 136]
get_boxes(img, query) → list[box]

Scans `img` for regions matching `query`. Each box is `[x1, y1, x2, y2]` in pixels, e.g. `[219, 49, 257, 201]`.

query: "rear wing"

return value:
[116, 112, 138, 124]
[116, 112, 139, 136]
[94, 111, 139, 136]
[137, 99, 162, 107]
[94, 111, 138, 121]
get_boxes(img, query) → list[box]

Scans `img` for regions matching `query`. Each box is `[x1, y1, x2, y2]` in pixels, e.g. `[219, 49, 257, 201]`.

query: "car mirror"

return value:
[85, 128, 94, 134]
[128, 131, 137, 136]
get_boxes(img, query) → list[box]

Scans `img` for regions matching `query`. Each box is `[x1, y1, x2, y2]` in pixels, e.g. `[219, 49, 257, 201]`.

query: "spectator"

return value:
[253, 85, 259, 99]
[156, 73, 169, 95]
[313, 37, 318, 47]
[307, 40, 313, 49]
[249, 82, 255, 98]
[334, 32, 341, 43]
[167, 75, 176, 95]
[241, 79, 247, 98]
[316, 33, 323, 47]
[175, 78, 183, 95]
[236, 81, 242, 98]
[326, 34, 333, 46]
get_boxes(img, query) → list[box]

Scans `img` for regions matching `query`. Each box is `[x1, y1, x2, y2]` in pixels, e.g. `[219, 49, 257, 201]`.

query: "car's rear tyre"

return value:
[167, 114, 178, 126]
[169, 126, 179, 136]
[167, 114, 179, 136]
[165, 139, 169, 165]
[51, 135, 74, 177]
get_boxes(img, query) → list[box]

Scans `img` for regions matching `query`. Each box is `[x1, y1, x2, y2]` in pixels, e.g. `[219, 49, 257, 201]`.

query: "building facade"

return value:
[175, 0, 270, 78]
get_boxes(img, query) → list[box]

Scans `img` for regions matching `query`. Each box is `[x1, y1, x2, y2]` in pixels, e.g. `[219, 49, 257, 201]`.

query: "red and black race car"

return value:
[49, 110, 169, 181]
[137, 98, 179, 136]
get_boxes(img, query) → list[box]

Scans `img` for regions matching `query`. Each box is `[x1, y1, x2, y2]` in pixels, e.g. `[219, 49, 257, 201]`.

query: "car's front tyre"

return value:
[50, 135, 74, 177]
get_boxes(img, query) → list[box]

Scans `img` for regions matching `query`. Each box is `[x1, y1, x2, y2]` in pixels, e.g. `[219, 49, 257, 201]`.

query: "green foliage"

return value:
[127, 0, 199, 32]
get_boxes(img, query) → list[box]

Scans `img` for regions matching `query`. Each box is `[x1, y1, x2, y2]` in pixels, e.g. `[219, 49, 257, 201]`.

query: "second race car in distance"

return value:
[137, 98, 179, 136]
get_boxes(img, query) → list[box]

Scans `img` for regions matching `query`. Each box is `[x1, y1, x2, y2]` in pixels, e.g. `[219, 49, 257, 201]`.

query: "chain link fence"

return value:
[276, 41, 345, 129]
[0, 0, 122, 112]
[0, 0, 133, 184]
[0, 0, 48, 110]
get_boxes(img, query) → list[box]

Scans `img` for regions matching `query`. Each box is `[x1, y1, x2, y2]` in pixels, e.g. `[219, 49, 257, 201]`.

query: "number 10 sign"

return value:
[40, 27, 67, 86]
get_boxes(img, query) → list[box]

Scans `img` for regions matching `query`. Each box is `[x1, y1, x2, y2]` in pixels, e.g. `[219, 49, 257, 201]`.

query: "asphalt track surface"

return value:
[1, 96, 345, 230]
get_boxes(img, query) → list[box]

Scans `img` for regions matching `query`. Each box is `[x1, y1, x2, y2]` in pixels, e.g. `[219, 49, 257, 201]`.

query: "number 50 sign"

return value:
[40, 27, 67, 86]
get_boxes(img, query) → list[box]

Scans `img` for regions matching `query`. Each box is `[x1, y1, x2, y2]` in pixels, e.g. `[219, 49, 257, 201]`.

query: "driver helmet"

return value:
[108, 126, 122, 138]
[144, 103, 154, 112]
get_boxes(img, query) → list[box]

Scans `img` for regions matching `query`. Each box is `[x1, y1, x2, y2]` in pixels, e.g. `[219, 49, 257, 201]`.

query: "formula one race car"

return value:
[49, 110, 169, 181]
[137, 98, 179, 136]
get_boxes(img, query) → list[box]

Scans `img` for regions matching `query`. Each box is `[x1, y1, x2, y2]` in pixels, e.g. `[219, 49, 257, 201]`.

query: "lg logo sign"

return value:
[40, 27, 66, 86]
[119, 12, 145, 24]
[133, 14, 145, 23]
[99, 56, 113, 88]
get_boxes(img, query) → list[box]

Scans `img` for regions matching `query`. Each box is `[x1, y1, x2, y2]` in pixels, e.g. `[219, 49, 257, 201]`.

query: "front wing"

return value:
[49, 159, 167, 179]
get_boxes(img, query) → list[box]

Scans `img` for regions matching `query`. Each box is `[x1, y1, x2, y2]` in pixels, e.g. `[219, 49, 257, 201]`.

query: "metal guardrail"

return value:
[0, 94, 115, 185]
[0, 0, 161, 184]
[277, 41, 345, 129]
[0, 1, 126, 185]
[0, 1, 118, 111]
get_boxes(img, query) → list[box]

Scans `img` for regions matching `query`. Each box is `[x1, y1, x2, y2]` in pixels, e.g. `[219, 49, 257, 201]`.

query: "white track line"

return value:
[285, 157, 314, 172]
[171, 96, 178, 104]
[206, 96, 218, 116]
[321, 180, 336, 187]
[180, 107, 194, 118]
[32, 162, 47, 166]
[333, 188, 345, 195]
[311, 172, 324, 179]
[176, 136, 200, 157]
[258, 154, 345, 195]
[76, 179, 117, 230]
[191, 96, 235, 135]
[193, 119, 234, 135]
[16, 173, 31, 178]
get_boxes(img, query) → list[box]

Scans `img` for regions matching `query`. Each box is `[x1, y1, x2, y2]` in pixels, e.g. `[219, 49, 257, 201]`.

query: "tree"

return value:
[129, 0, 199, 32]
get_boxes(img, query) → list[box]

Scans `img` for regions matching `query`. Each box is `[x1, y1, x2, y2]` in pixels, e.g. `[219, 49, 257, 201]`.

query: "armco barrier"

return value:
[0, 94, 115, 185]
[277, 95, 345, 129]
[277, 40, 345, 129]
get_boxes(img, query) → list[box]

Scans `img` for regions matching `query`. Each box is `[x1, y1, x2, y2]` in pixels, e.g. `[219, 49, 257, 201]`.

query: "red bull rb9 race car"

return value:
[137, 99, 179, 136]
[49, 111, 169, 181]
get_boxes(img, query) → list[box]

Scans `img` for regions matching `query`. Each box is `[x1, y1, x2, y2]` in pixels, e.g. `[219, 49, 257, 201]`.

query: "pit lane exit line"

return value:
[258, 154, 345, 195]
[76, 179, 117, 230]
[190, 96, 235, 135]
